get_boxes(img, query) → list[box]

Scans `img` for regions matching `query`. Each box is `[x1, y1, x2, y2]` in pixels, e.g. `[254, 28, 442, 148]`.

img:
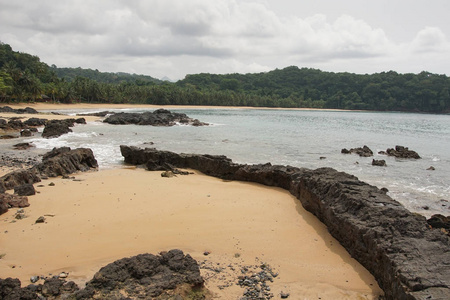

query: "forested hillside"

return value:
[1, 42, 449, 113]
[53, 67, 161, 85]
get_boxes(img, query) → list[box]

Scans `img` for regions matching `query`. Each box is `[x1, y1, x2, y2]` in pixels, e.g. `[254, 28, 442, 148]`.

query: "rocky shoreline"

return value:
[1, 249, 210, 299]
[119, 145, 450, 300]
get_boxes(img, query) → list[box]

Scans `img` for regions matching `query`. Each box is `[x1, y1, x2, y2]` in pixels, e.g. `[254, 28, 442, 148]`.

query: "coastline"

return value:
[0, 167, 382, 299]
[4, 102, 357, 112]
[0, 106, 383, 298]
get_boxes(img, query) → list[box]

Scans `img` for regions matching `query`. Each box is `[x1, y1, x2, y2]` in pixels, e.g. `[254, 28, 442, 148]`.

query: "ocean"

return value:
[27, 107, 450, 218]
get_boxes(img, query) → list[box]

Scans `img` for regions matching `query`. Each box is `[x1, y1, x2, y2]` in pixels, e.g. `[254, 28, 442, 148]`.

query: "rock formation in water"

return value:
[41, 118, 86, 138]
[378, 145, 421, 159]
[341, 145, 374, 157]
[0, 250, 209, 300]
[120, 145, 450, 300]
[103, 108, 209, 126]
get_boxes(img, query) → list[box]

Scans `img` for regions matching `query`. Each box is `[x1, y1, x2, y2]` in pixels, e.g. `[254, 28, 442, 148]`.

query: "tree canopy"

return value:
[1, 42, 449, 113]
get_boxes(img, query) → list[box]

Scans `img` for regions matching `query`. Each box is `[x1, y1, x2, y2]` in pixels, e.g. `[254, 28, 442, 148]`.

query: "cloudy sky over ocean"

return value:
[1, 0, 449, 80]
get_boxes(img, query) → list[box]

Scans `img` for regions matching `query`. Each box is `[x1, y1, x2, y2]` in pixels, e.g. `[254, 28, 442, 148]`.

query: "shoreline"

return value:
[4, 102, 358, 113]
[0, 166, 383, 299]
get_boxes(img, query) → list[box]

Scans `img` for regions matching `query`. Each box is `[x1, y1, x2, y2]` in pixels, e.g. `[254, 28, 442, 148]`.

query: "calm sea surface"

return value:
[29, 108, 450, 217]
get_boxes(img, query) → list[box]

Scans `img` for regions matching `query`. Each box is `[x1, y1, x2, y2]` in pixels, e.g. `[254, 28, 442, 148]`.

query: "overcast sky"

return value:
[1, 0, 449, 80]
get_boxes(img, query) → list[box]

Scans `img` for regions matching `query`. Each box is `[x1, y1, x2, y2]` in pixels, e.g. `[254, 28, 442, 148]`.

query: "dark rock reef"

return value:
[120, 145, 450, 300]
[0, 147, 98, 215]
[104, 108, 209, 126]
[341, 145, 373, 157]
[0, 249, 209, 300]
[0, 106, 38, 114]
[379, 145, 421, 159]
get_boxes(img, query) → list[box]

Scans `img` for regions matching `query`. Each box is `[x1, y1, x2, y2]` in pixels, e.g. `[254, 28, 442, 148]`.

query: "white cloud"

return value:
[0, 0, 449, 79]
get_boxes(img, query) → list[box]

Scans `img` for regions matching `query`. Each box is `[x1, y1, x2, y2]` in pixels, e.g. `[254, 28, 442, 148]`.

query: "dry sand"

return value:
[1, 103, 382, 298]
[0, 168, 383, 299]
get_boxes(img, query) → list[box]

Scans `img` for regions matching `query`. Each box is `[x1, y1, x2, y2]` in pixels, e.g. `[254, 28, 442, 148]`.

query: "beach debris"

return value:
[427, 166, 435, 170]
[58, 272, 68, 279]
[372, 159, 387, 167]
[30, 276, 39, 283]
[35, 216, 46, 223]
[319, 156, 326, 160]
[48, 182, 55, 186]
[341, 145, 373, 157]
[280, 291, 290, 298]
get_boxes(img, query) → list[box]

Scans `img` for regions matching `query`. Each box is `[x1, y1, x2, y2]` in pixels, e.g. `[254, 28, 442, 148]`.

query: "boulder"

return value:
[20, 129, 32, 137]
[104, 109, 209, 126]
[36, 147, 98, 177]
[0, 193, 29, 208]
[41, 119, 73, 138]
[372, 159, 387, 166]
[14, 184, 35, 196]
[427, 214, 450, 230]
[120, 146, 450, 300]
[341, 145, 373, 157]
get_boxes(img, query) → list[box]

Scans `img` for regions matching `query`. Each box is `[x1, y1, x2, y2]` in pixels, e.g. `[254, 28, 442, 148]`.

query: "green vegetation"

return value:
[1, 42, 449, 113]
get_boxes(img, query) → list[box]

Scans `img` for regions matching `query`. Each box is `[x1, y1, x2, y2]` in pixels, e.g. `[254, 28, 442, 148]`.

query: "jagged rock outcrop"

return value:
[341, 145, 374, 157]
[104, 108, 209, 126]
[41, 118, 86, 138]
[379, 145, 421, 159]
[0, 250, 208, 300]
[0, 147, 98, 215]
[120, 145, 450, 300]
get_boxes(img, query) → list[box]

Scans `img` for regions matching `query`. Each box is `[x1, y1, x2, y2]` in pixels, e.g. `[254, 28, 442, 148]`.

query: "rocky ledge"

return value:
[103, 108, 209, 126]
[120, 145, 450, 300]
[0, 249, 209, 300]
[0, 147, 98, 215]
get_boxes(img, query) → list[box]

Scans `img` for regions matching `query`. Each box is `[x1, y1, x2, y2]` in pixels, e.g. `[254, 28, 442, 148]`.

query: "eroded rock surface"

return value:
[120, 145, 450, 300]
[0, 250, 209, 300]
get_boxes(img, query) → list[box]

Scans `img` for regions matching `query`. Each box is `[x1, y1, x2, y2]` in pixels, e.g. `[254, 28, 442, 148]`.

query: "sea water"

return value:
[28, 108, 450, 218]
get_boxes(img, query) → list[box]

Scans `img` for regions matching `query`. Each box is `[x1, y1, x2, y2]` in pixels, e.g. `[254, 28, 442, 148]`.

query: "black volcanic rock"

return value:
[0, 250, 208, 300]
[104, 109, 209, 126]
[41, 118, 86, 138]
[0, 147, 98, 215]
[341, 145, 373, 157]
[120, 145, 450, 300]
[0, 106, 38, 114]
[379, 145, 421, 159]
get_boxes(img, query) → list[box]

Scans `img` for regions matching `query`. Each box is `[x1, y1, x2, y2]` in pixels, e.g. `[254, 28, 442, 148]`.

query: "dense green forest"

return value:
[1, 42, 449, 113]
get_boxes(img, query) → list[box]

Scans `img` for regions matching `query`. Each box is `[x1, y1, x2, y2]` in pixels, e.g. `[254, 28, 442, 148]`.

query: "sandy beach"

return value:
[0, 103, 383, 299]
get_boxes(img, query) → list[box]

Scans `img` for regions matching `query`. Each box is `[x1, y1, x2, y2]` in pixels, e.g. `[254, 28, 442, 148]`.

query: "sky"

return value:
[0, 0, 449, 81]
